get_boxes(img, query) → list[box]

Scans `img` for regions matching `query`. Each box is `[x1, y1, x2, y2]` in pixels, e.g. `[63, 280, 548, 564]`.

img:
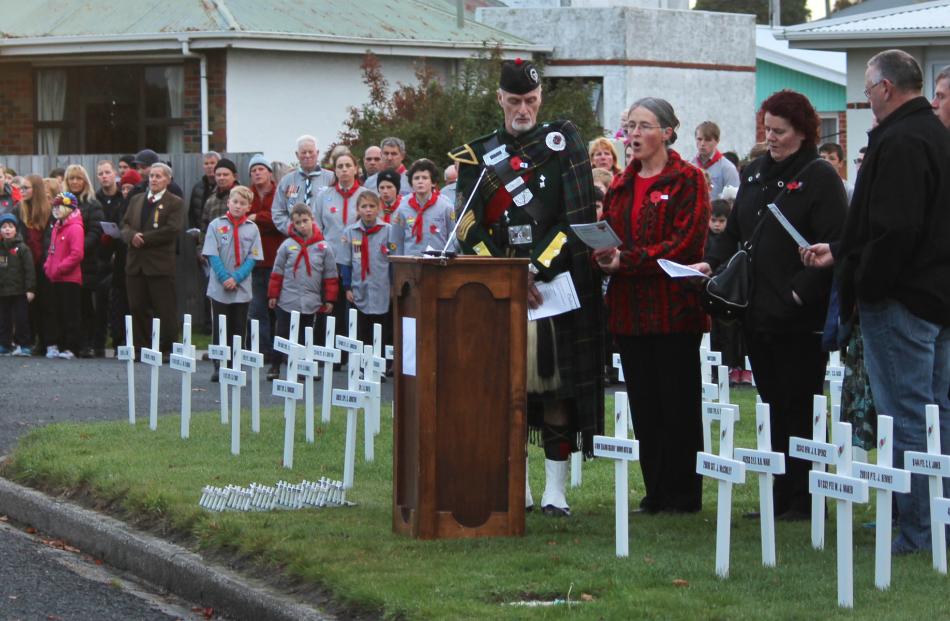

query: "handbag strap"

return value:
[744, 157, 825, 252]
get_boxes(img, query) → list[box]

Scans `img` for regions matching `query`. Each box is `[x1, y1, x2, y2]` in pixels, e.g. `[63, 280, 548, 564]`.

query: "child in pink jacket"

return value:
[44, 192, 84, 359]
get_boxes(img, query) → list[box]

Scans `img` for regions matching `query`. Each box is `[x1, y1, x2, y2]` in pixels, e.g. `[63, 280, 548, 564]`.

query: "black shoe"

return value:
[211, 361, 219, 383]
[541, 505, 571, 518]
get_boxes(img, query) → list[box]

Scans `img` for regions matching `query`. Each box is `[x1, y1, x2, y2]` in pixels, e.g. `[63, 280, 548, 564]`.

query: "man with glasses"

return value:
[802, 49, 950, 556]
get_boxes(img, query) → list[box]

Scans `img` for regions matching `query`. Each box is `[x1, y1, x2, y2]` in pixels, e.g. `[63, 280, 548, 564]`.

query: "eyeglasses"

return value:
[622, 122, 661, 135]
[864, 79, 884, 99]
[853, 157, 863, 165]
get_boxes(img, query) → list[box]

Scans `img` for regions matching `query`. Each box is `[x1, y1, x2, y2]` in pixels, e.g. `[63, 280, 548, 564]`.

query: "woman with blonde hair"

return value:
[62, 164, 105, 357]
[12, 174, 55, 354]
[43, 178, 61, 203]
[588, 137, 622, 175]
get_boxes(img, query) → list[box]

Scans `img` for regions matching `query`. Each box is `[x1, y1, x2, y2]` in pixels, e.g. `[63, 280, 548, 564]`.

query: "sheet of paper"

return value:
[100, 221, 121, 239]
[528, 272, 581, 321]
[657, 259, 708, 279]
[401, 317, 416, 376]
[766, 203, 810, 249]
[570, 222, 622, 250]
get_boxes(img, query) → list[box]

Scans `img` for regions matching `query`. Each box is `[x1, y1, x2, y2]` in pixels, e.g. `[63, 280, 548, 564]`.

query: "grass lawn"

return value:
[2, 386, 946, 620]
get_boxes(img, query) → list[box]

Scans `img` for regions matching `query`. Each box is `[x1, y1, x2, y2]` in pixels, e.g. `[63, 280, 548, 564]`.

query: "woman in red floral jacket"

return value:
[594, 97, 710, 514]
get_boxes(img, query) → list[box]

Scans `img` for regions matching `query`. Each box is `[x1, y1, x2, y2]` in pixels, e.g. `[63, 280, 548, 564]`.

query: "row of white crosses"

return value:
[118, 311, 393, 489]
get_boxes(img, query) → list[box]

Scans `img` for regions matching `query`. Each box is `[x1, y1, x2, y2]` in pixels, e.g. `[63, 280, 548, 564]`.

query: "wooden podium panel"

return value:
[391, 256, 528, 539]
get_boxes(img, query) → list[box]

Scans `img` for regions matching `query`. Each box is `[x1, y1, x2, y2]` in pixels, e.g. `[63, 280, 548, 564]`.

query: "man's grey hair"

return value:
[868, 49, 923, 94]
[936, 65, 950, 87]
[203, 151, 221, 160]
[150, 162, 173, 179]
[296, 134, 319, 150]
[380, 136, 406, 154]
[628, 97, 680, 146]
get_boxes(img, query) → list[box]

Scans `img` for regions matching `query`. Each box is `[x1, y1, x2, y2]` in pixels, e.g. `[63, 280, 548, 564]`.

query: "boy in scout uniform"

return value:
[449, 59, 605, 517]
[389, 158, 454, 256]
[202, 185, 263, 381]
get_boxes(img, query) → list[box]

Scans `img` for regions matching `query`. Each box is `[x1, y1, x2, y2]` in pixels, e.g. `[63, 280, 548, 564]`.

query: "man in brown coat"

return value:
[121, 162, 183, 353]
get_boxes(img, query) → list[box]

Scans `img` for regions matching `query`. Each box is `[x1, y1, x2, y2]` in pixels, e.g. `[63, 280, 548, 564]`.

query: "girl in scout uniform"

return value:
[389, 158, 454, 257]
[266, 203, 338, 379]
[341, 191, 392, 352]
[202, 185, 263, 382]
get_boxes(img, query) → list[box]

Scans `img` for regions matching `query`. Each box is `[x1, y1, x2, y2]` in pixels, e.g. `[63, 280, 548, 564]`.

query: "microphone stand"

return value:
[426, 166, 488, 260]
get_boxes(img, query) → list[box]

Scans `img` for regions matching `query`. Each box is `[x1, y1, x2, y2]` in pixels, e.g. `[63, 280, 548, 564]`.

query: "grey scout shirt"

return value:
[202, 216, 263, 304]
[389, 193, 455, 257]
[342, 220, 391, 315]
[271, 235, 338, 315]
[366, 170, 411, 196]
[272, 167, 335, 236]
[315, 184, 371, 264]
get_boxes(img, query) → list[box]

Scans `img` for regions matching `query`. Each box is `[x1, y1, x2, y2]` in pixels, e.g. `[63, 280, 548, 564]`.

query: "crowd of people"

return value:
[0, 50, 947, 550]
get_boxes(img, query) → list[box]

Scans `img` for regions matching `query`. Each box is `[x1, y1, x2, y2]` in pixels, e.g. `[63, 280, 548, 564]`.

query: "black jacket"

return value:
[835, 97, 950, 326]
[188, 175, 216, 229]
[96, 187, 125, 282]
[707, 146, 847, 334]
[77, 197, 104, 288]
[0, 232, 36, 296]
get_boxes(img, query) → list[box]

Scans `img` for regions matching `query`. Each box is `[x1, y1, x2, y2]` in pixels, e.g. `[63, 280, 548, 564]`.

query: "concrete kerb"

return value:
[0, 474, 335, 621]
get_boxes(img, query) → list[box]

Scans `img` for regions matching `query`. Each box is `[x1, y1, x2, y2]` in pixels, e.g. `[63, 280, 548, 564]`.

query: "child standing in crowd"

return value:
[389, 158, 454, 256]
[11, 174, 54, 355]
[706, 198, 749, 385]
[375, 169, 402, 223]
[44, 192, 85, 360]
[267, 203, 338, 379]
[0, 214, 36, 356]
[202, 186, 262, 382]
[341, 192, 392, 352]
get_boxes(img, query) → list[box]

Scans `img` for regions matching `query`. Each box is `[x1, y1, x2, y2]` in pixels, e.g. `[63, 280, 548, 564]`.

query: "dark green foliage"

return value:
[694, 0, 811, 25]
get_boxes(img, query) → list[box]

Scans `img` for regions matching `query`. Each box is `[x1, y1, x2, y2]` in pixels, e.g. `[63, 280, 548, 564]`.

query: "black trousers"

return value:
[356, 307, 392, 356]
[616, 332, 703, 513]
[745, 330, 827, 515]
[275, 307, 315, 365]
[126, 273, 178, 352]
[50, 282, 81, 353]
[209, 300, 250, 355]
[30, 268, 53, 350]
[92, 278, 110, 350]
[0, 294, 31, 348]
[110, 285, 129, 349]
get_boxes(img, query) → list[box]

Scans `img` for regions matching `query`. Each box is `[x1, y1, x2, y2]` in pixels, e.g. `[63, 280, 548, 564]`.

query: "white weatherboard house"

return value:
[0, 0, 543, 161]
[779, 0, 950, 180]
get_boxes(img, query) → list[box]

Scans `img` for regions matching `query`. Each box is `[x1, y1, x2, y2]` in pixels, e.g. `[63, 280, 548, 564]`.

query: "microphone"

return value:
[428, 166, 488, 259]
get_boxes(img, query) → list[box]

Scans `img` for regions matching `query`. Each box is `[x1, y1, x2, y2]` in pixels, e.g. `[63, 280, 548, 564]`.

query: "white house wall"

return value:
[477, 6, 756, 158]
[225, 49, 450, 162]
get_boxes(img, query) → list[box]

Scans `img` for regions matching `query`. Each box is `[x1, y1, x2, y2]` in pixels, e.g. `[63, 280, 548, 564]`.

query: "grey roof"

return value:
[0, 0, 536, 49]
[780, 0, 950, 44]
[826, 0, 928, 20]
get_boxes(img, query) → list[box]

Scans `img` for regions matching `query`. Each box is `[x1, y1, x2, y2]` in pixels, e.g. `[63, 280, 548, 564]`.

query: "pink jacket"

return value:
[45, 210, 84, 284]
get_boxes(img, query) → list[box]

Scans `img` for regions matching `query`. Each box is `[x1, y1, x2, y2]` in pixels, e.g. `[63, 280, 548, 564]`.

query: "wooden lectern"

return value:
[391, 256, 528, 539]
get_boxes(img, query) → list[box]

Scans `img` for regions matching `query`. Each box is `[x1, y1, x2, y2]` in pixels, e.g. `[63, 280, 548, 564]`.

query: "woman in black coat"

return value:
[697, 90, 847, 519]
[63, 164, 105, 358]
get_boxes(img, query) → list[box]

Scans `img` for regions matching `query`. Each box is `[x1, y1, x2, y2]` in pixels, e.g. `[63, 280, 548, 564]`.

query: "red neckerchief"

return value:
[697, 150, 722, 170]
[408, 189, 439, 243]
[226, 212, 248, 266]
[382, 194, 401, 223]
[359, 223, 383, 280]
[289, 227, 325, 277]
[396, 164, 407, 175]
[334, 180, 361, 225]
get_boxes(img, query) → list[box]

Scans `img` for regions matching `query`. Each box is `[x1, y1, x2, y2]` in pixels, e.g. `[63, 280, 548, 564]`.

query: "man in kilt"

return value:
[449, 59, 605, 517]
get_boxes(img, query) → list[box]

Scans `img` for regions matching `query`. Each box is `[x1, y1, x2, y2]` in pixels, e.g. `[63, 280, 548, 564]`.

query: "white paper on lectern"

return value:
[100, 221, 121, 238]
[657, 259, 708, 279]
[570, 221, 622, 250]
[528, 271, 581, 321]
[402, 317, 416, 376]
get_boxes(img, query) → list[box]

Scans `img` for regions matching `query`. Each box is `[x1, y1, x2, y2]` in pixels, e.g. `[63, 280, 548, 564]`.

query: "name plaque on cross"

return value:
[335, 335, 362, 353]
[705, 350, 722, 365]
[333, 389, 365, 408]
[169, 354, 196, 374]
[734, 449, 785, 476]
[239, 350, 264, 368]
[903, 452, 950, 477]
[357, 379, 381, 398]
[702, 382, 719, 402]
[296, 360, 318, 377]
[117, 345, 134, 361]
[697, 454, 746, 484]
[313, 346, 341, 364]
[273, 380, 303, 400]
[220, 368, 247, 387]
[208, 343, 230, 361]
[141, 348, 162, 367]
[593, 437, 639, 461]
[790, 439, 836, 465]
[904, 405, 949, 574]
[273, 336, 298, 356]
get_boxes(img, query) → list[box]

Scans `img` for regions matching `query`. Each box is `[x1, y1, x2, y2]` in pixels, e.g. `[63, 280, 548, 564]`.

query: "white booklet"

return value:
[528, 271, 581, 321]
[570, 221, 622, 250]
[657, 259, 708, 279]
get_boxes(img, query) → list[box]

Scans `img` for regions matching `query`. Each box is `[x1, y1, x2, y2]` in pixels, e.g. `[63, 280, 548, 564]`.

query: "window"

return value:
[819, 114, 840, 143]
[35, 64, 185, 155]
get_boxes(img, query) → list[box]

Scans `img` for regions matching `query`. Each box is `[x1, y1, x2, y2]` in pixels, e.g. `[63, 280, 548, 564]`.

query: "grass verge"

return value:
[2, 387, 946, 619]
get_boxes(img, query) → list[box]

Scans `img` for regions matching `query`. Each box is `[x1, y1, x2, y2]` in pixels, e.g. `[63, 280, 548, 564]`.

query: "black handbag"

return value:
[700, 158, 822, 321]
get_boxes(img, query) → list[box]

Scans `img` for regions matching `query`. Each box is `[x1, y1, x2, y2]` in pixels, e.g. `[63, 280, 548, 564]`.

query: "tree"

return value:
[338, 50, 604, 171]
[693, 0, 811, 26]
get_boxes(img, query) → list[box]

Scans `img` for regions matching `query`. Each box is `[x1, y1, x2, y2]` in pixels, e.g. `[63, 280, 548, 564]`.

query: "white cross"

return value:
[852, 415, 911, 590]
[169, 314, 197, 439]
[117, 315, 136, 425]
[219, 335, 248, 456]
[207, 314, 231, 424]
[334, 309, 363, 489]
[273, 311, 303, 469]
[611, 352, 625, 383]
[240, 319, 264, 433]
[808, 421, 869, 608]
[358, 344, 381, 463]
[904, 404, 950, 574]
[734, 403, 785, 567]
[696, 405, 745, 578]
[592, 391, 639, 558]
[790, 395, 834, 550]
[300, 326, 317, 443]
[702, 402, 740, 454]
[314, 316, 341, 424]
[139, 317, 164, 431]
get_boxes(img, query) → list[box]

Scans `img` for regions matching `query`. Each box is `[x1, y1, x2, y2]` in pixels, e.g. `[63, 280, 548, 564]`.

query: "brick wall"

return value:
[183, 51, 228, 154]
[0, 63, 35, 154]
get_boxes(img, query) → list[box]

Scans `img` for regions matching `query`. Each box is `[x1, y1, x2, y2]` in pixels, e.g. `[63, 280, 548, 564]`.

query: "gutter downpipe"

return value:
[180, 38, 210, 153]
